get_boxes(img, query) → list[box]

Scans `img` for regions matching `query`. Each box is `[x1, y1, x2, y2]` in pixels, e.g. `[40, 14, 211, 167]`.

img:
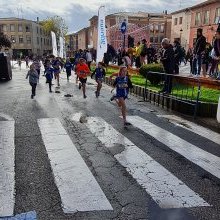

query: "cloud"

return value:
[0, 0, 204, 32]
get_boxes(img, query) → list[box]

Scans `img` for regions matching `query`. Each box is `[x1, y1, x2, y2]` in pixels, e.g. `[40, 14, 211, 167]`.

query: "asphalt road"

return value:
[0, 63, 220, 220]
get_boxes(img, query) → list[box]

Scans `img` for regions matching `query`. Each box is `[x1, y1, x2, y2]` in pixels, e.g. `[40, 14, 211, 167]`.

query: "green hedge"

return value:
[139, 64, 164, 85]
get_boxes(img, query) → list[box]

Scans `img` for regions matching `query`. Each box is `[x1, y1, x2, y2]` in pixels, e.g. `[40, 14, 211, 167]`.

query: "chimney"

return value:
[37, 17, 39, 23]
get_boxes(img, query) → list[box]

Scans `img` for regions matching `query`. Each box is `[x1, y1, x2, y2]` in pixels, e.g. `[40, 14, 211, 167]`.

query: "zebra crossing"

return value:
[1, 113, 220, 217]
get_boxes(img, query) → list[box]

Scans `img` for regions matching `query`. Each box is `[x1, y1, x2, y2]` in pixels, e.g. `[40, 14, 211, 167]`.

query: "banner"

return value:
[217, 96, 220, 123]
[51, 31, 58, 57]
[96, 6, 107, 63]
[59, 36, 64, 58]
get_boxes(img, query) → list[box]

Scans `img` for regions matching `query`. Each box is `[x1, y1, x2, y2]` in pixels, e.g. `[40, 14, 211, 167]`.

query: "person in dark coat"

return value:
[160, 38, 175, 94]
[192, 28, 206, 76]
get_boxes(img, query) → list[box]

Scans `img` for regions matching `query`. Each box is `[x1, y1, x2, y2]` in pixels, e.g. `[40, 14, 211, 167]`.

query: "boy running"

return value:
[112, 66, 133, 126]
[75, 58, 90, 98]
[91, 62, 106, 97]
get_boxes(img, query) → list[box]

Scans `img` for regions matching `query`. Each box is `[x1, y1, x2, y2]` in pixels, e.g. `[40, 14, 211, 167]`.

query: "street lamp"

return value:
[180, 28, 183, 45]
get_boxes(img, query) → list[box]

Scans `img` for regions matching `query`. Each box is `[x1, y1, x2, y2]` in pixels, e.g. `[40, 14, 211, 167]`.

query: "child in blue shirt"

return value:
[91, 62, 106, 97]
[45, 63, 54, 93]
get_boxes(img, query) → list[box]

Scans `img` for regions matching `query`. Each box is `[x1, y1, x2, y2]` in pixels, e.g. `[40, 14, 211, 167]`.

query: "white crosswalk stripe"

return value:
[81, 116, 209, 209]
[127, 115, 220, 179]
[37, 118, 113, 213]
[0, 121, 15, 217]
[157, 114, 220, 146]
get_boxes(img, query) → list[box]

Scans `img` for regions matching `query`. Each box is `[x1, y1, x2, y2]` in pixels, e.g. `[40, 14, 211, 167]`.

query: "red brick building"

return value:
[189, 0, 220, 48]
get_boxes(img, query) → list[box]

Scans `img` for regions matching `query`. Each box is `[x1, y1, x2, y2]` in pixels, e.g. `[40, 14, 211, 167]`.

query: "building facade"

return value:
[0, 17, 52, 58]
[189, 0, 220, 48]
[75, 12, 171, 51]
[171, 9, 192, 50]
[65, 33, 78, 56]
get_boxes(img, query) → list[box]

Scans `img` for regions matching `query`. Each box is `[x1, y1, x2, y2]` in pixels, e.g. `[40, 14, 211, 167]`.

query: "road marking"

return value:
[127, 116, 220, 179]
[84, 116, 209, 208]
[157, 114, 220, 146]
[0, 121, 15, 217]
[37, 118, 113, 213]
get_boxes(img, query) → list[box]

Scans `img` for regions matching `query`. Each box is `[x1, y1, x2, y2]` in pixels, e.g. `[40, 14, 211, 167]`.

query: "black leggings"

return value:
[30, 82, 37, 96]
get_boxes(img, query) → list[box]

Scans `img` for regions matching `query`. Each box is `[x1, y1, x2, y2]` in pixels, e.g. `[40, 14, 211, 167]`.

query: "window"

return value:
[18, 24, 23, 32]
[195, 12, 201, 26]
[215, 8, 220, 23]
[40, 28, 42, 35]
[179, 17, 183, 25]
[26, 36, 31, 44]
[37, 27, 39, 34]
[10, 24, 15, 32]
[2, 24, 7, 32]
[203, 11, 210, 24]
[174, 18, 178, 25]
[25, 25, 30, 32]
[19, 35, 23, 43]
[160, 24, 164, 33]
[37, 37, 39, 44]
[11, 35, 16, 43]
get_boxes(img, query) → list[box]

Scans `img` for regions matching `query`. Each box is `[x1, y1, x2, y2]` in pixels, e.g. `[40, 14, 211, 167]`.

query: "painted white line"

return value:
[127, 116, 220, 179]
[0, 113, 14, 121]
[0, 121, 15, 217]
[157, 114, 220, 146]
[37, 118, 113, 213]
[84, 116, 209, 208]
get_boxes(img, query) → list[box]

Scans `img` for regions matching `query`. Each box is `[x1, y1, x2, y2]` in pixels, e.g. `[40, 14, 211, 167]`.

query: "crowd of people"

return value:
[23, 23, 220, 125]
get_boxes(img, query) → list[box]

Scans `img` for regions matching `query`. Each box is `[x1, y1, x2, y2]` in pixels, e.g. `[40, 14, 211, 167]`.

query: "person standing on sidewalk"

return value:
[86, 50, 93, 70]
[192, 28, 206, 76]
[26, 64, 39, 99]
[160, 38, 175, 94]
[75, 58, 90, 98]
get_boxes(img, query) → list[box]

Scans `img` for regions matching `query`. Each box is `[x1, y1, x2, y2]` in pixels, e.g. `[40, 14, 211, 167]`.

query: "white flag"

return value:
[51, 31, 58, 57]
[96, 6, 107, 63]
[59, 37, 64, 58]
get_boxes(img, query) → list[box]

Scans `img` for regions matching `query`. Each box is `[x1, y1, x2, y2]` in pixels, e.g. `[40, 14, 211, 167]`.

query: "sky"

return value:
[0, 0, 204, 33]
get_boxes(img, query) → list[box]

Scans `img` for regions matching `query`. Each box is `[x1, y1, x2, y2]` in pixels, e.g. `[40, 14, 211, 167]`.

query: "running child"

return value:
[112, 66, 133, 126]
[26, 64, 39, 99]
[75, 58, 90, 98]
[91, 62, 106, 97]
[52, 58, 61, 86]
[45, 62, 54, 93]
[64, 58, 73, 81]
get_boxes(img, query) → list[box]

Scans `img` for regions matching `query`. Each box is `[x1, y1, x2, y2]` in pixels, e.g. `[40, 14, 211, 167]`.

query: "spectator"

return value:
[140, 39, 148, 66]
[160, 38, 175, 94]
[173, 40, 182, 74]
[193, 28, 206, 76]
[86, 50, 93, 70]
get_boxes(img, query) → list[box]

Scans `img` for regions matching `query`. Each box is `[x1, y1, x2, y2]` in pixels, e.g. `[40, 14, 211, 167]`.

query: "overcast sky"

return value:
[0, 0, 204, 33]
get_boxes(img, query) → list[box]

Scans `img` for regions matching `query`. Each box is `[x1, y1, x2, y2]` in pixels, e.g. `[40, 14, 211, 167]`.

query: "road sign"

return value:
[120, 21, 127, 34]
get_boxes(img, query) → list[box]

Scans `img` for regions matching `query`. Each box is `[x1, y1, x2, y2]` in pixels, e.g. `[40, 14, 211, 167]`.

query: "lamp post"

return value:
[180, 28, 183, 46]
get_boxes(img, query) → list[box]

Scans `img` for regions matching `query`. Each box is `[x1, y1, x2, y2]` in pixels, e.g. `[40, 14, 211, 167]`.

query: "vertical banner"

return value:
[51, 31, 58, 57]
[59, 36, 64, 58]
[96, 6, 107, 63]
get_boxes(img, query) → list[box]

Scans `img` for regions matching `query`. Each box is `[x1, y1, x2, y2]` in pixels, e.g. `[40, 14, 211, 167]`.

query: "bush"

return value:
[139, 63, 164, 85]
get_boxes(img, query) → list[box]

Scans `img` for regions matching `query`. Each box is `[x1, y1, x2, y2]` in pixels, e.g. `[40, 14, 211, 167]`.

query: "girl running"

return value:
[112, 66, 133, 127]
[26, 64, 39, 99]
[91, 62, 106, 97]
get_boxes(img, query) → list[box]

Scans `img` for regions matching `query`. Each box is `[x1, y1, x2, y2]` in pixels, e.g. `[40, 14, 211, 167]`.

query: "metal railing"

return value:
[144, 71, 201, 119]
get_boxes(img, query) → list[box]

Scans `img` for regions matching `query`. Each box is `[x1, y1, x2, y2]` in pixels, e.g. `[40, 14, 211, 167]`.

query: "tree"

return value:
[0, 32, 11, 51]
[40, 15, 68, 38]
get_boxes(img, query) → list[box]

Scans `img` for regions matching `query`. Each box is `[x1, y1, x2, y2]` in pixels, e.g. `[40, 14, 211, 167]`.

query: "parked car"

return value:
[0, 52, 12, 80]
